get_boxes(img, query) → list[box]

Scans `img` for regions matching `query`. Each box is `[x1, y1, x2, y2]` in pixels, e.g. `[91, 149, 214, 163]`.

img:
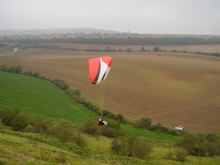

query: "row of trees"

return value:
[0, 64, 23, 74]
[20, 43, 220, 57]
[2, 36, 220, 45]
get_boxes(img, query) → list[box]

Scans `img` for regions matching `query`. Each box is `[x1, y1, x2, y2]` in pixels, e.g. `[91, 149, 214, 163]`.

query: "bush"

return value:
[55, 127, 74, 143]
[100, 127, 117, 138]
[52, 120, 74, 142]
[110, 135, 152, 159]
[11, 114, 30, 131]
[134, 117, 152, 129]
[205, 141, 220, 157]
[52, 79, 69, 90]
[72, 132, 87, 148]
[28, 118, 53, 135]
[164, 150, 174, 160]
[111, 138, 122, 155]
[107, 119, 121, 129]
[175, 132, 220, 157]
[132, 140, 152, 159]
[82, 119, 99, 136]
[175, 148, 187, 162]
[0, 108, 20, 126]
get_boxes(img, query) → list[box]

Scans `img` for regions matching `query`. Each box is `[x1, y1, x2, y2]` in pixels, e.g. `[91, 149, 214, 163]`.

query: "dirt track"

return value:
[1, 47, 220, 133]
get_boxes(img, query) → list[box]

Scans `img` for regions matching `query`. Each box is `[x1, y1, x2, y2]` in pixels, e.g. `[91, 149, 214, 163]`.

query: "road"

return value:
[0, 48, 18, 56]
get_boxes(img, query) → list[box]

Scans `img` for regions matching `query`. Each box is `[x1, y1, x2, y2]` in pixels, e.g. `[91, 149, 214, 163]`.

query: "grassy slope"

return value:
[0, 71, 178, 141]
[1, 71, 220, 165]
[0, 71, 99, 125]
[2, 48, 220, 132]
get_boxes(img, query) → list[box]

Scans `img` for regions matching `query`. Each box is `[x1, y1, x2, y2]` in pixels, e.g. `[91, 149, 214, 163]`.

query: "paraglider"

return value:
[88, 56, 112, 84]
[88, 56, 112, 126]
[97, 116, 108, 126]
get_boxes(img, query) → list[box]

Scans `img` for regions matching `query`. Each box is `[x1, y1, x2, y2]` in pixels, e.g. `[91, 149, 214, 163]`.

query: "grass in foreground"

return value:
[1, 127, 220, 165]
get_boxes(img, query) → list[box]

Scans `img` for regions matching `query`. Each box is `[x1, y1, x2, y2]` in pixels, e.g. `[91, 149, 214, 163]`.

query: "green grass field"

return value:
[0, 71, 99, 125]
[1, 71, 220, 165]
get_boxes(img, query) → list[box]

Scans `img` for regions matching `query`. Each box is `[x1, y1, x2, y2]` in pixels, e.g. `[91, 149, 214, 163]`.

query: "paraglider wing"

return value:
[88, 56, 112, 84]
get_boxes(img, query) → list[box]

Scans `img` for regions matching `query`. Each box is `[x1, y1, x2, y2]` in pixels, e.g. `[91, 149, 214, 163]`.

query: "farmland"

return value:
[1, 44, 220, 133]
[1, 69, 220, 165]
[50, 43, 220, 53]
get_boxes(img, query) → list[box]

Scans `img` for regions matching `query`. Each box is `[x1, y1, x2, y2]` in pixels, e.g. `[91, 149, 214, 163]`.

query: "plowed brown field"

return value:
[0, 48, 9, 54]
[1, 45, 220, 133]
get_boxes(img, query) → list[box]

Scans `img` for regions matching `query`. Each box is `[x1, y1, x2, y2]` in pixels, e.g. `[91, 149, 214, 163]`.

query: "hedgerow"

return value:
[175, 132, 220, 157]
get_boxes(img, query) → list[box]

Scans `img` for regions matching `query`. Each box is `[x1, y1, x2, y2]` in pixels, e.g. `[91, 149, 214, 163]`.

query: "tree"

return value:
[126, 48, 132, 52]
[15, 66, 23, 74]
[105, 46, 110, 52]
[153, 46, 161, 52]
[134, 117, 152, 129]
[140, 47, 146, 52]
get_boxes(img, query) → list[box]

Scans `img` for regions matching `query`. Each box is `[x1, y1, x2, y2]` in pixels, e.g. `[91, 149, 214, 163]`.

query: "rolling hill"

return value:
[1, 45, 220, 133]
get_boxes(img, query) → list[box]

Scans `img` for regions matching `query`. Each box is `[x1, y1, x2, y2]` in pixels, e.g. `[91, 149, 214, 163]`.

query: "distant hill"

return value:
[0, 28, 121, 35]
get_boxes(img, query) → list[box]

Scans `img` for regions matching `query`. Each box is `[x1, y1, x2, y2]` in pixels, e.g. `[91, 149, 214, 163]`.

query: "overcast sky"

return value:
[1, 0, 220, 35]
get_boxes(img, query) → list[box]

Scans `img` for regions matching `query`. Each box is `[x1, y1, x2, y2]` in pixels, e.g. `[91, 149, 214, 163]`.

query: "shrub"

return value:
[175, 148, 187, 162]
[52, 79, 69, 90]
[11, 114, 30, 131]
[134, 117, 152, 129]
[107, 119, 121, 129]
[132, 140, 152, 159]
[55, 127, 73, 143]
[53, 120, 75, 143]
[110, 135, 152, 159]
[24, 124, 35, 133]
[0, 108, 20, 126]
[116, 114, 123, 122]
[164, 150, 174, 160]
[205, 141, 220, 157]
[111, 138, 122, 155]
[206, 133, 219, 143]
[72, 132, 87, 148]
[81, 119, 99, 136]
[28, 118, 53, 135]
[102, 109, 111, 116]
[100, 127, 117, 138]
[175, 132, 220, 157]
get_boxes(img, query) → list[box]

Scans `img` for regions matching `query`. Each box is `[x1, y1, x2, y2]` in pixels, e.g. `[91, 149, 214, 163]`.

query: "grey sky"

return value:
[1, 0, 220, 35]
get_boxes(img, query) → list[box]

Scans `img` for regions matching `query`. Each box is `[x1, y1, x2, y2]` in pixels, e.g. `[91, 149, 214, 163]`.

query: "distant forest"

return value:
[1, 36, 220, 46]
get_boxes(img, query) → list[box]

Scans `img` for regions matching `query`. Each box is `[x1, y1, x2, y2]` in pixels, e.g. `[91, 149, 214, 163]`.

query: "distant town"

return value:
[1, 28, 220, 49]
[1, 28, 219, 40]
[0, 28, 138, 39]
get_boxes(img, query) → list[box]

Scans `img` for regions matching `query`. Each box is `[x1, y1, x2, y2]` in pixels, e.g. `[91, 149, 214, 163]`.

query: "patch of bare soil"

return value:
[1, 48, 220, 133]
[0, 48, 9, 55]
